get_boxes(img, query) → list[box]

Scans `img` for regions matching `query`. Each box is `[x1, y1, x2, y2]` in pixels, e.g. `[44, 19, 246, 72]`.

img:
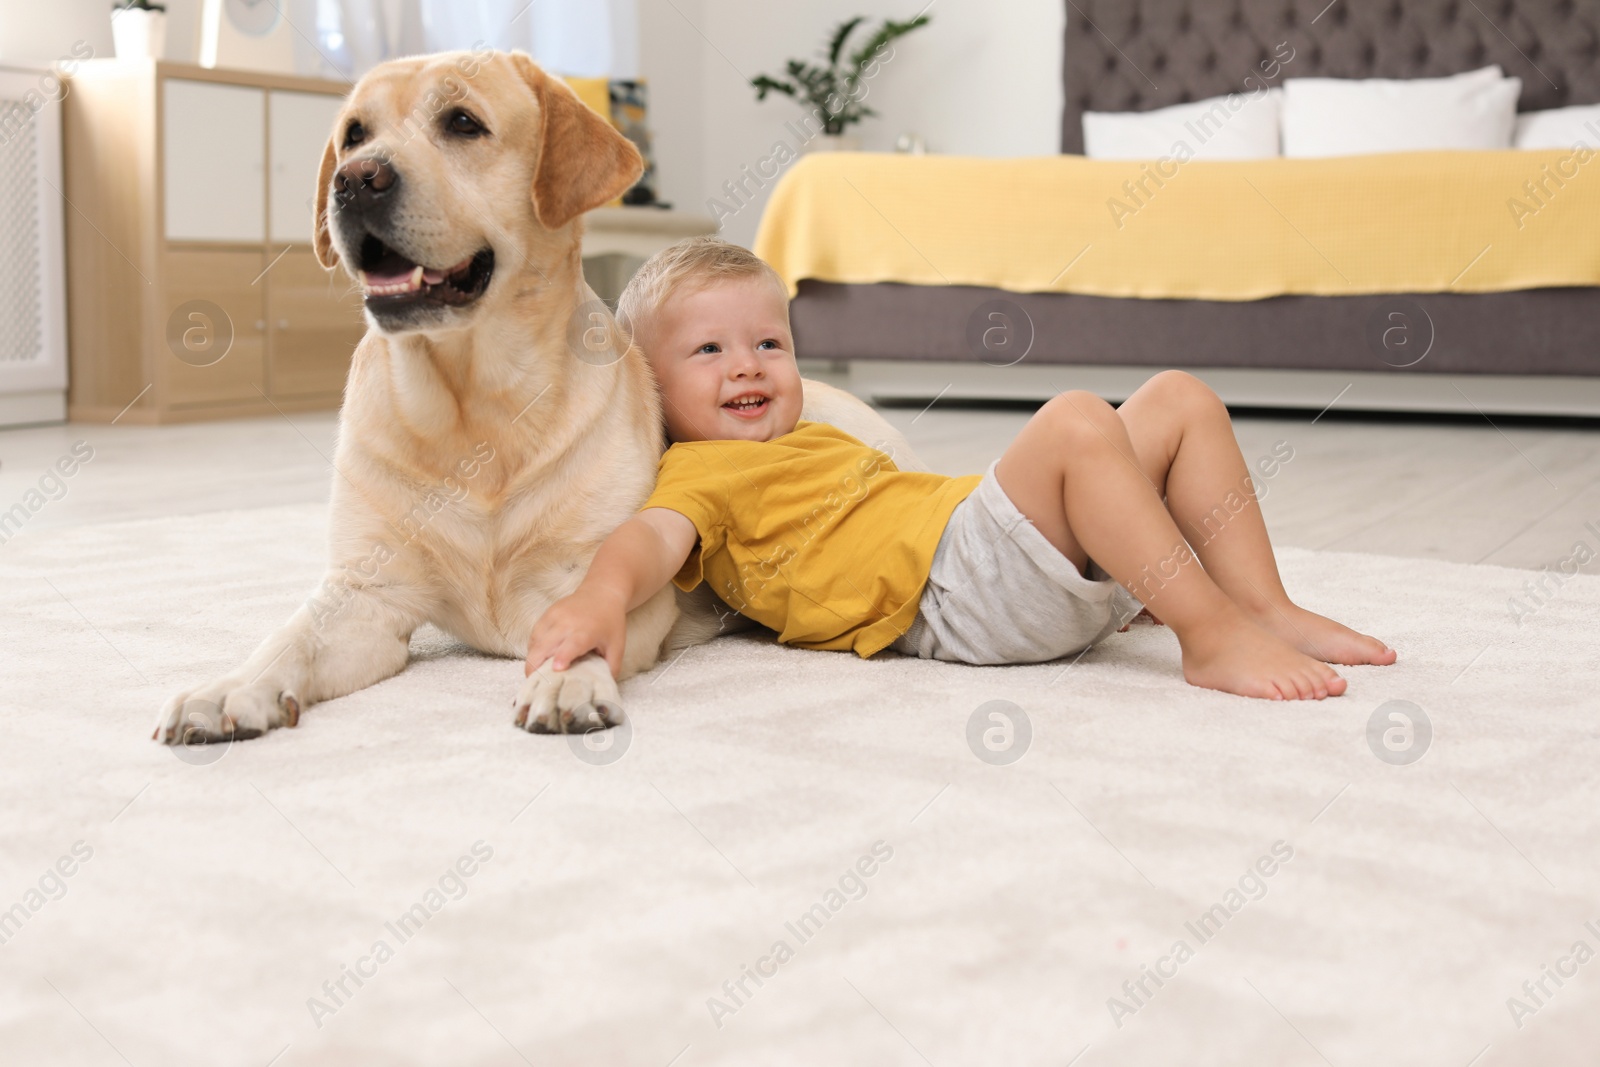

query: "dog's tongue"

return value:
[365, 254, 473, 288]
[366, 264, 419, 286]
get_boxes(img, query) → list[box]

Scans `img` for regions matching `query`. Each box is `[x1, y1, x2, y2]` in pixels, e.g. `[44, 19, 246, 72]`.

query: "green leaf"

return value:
[848, 14, 930, 72]
[750, 75, 797, 101]
[827, 16, 867, 66]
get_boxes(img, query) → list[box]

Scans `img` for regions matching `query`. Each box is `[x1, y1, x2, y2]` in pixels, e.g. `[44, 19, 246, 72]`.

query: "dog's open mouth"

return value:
[357, 236, 494, 308]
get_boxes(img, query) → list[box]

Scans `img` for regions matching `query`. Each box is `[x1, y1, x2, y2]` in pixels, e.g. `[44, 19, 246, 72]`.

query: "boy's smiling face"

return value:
[637, 274, 803, 444]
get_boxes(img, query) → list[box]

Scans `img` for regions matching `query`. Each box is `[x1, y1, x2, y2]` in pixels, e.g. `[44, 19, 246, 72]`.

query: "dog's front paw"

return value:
[513, 654, 622, 734]
[154, 678, 301, 746]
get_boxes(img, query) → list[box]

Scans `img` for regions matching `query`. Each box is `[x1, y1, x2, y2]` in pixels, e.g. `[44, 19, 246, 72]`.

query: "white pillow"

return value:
[1282, 66, 1520, 157]
[1514, 104, 1600, 149]
[1083, 89, 1282, 161]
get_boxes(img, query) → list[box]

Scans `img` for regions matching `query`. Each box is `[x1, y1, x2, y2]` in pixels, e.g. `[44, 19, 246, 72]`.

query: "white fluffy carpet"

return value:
[2, 502, 1598, 1067]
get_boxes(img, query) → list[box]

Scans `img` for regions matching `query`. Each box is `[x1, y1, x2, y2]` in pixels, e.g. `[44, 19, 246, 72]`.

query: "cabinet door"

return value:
[161, 250, 266, 406]
[267, 249, 364, 398]
[163, 80, 265, 242]
[269, 90, 344, 245]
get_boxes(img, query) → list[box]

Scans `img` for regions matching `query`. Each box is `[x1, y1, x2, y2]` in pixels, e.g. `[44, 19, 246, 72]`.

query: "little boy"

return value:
[527, 238, 1395, 701]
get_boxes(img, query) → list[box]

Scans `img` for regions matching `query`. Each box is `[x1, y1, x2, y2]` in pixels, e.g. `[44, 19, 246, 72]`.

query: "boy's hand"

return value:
[522, 509, 695, 684]
[526, 590, 627, 678]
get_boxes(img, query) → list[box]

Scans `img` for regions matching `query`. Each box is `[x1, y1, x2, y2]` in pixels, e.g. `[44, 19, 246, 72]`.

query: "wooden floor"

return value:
[2, 402, 1598, 573]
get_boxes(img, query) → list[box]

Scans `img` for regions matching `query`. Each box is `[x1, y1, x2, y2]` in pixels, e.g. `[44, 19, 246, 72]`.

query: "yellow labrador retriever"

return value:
[154, 50, 921, 742]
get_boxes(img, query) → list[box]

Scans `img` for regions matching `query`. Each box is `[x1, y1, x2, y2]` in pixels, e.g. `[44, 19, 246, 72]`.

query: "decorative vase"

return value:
[805, 132, 862, 154]
[112, 8, 168, 61]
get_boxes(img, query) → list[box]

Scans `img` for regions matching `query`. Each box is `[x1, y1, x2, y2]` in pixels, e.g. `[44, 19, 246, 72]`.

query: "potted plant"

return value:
[111, 0, 168, 62]
[751, 14, 931, 152]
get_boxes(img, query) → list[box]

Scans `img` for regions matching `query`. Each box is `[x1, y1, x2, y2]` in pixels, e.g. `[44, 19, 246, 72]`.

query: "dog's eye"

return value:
[446, 110, 486, 137]
[344, 121, 366, 149]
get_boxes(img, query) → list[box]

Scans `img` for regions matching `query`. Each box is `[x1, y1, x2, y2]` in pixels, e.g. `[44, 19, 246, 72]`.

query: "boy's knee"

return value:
[1146, 370, 1225, 418]
[1043, 391, 1121, 445]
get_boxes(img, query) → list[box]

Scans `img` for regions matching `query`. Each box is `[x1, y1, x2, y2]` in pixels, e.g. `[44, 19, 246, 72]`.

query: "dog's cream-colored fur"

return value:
[154, 50, 918, 742]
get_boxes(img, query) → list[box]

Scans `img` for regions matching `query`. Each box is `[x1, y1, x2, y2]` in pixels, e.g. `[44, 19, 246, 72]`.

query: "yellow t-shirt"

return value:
[641, 420, 983, 658]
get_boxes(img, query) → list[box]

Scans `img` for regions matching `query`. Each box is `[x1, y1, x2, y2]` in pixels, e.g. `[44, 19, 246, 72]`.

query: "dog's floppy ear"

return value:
[313, 132, 340, 269]
[509, 51, 644, 230]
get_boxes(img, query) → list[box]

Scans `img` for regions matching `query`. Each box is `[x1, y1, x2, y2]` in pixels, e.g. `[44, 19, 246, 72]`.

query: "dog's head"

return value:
[315, 50, 643, 335]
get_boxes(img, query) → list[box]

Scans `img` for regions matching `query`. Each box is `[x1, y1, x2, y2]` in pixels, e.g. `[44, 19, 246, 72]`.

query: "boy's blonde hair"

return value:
[616, 236, 788, 342]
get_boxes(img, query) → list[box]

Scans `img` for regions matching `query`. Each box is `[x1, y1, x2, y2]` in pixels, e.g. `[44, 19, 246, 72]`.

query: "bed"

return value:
[761, 0, 1600, 417]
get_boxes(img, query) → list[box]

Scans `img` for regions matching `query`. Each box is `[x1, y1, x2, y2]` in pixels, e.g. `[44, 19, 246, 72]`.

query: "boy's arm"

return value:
[526, 508, 698, 677]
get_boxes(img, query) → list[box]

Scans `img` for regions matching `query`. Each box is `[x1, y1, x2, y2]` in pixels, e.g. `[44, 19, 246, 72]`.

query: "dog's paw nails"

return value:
[156, 682, 296, 747]
[580, 700, 622, 730]
[523, 704, 578, 735]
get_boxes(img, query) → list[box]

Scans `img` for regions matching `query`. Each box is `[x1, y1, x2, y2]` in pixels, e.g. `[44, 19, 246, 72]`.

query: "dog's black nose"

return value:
[333, 156, 399, 208]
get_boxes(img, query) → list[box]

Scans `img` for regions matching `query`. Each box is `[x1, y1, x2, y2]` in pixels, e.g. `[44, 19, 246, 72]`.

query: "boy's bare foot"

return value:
[1180, 606, 1348, 700]
[1246, 601, 1397, 666]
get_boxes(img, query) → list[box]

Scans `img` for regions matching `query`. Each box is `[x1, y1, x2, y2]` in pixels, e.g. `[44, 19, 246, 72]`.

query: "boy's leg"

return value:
[993, 390, 1346, 700]
[1114, 371, 1395, 666]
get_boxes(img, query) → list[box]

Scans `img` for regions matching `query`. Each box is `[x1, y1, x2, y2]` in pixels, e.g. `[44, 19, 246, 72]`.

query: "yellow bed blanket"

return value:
[751, 149, 1600, 302]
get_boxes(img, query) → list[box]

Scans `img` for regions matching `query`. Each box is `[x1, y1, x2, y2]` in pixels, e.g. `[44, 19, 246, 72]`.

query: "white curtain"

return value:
[369, 0, 643, 78]
[289, 0, 391, 81]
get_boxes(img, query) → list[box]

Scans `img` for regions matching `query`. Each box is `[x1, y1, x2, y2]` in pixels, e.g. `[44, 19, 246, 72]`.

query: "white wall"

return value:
[637, 0, 707, 223]
[645, 0, 1065, 247]
[0, 0, 205, 66]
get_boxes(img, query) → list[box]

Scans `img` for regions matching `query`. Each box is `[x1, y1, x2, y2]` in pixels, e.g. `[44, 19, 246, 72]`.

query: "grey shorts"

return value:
[888, 459, 1145, 665]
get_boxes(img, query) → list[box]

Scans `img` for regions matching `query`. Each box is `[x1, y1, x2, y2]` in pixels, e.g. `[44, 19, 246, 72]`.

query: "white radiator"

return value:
[0, 68, 68, 428]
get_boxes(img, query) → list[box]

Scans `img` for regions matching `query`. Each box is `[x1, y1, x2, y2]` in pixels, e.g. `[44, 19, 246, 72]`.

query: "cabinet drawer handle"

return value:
[255, 320, 266, 331]
[277, 319, 290, 330]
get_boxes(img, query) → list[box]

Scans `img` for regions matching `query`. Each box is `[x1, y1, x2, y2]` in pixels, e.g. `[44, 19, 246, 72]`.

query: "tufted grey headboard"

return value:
[1061, 0, 1600, 153]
